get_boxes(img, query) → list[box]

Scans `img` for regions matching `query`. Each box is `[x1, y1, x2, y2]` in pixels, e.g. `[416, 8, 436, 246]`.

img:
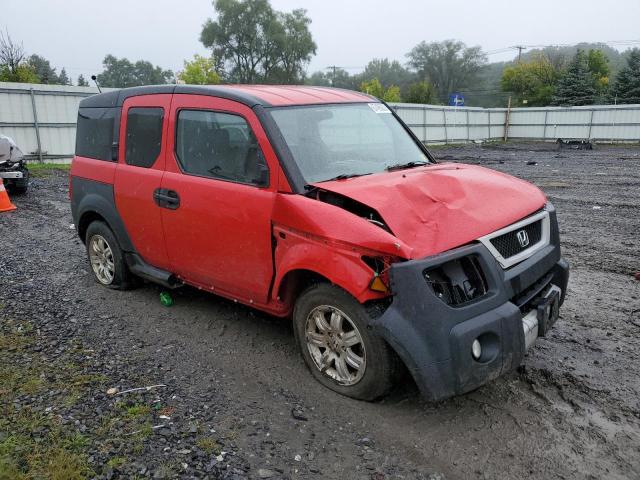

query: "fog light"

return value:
[471, 339, 482, 360]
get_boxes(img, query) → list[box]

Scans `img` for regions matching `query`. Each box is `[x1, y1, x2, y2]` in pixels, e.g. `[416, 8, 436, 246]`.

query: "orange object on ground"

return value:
[0, 182, 16, 212]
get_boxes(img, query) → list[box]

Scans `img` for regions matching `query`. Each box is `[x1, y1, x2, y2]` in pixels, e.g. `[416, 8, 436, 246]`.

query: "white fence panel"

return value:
[1, 82, 639, 161]
[392, 102, 640, 144]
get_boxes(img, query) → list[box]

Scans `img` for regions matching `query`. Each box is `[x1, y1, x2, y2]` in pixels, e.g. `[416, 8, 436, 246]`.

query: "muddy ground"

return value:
[1, 142, 639, 479]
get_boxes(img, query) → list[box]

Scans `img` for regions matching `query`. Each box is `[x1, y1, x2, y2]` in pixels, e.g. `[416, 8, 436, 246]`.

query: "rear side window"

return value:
[125, 107, 164, 168]
[175, 109, 268, 186]
[76, 107, 117, 160]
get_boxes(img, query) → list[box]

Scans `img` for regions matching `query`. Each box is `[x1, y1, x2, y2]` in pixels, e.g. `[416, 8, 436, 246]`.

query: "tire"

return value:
[6, 168, 29, 194]
[85, 221, 133, 290]
[293, 283, 398, 401]
[12, 169, 29, 194]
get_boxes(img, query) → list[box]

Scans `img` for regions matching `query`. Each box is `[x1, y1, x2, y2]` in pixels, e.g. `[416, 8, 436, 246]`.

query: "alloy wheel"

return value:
[89, 234, 115, 285]
[305, 305, 366, 385]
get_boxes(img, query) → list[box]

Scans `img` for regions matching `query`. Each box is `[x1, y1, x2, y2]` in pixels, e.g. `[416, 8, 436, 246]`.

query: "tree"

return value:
[308, 67, 358, 89]
[360, 78, 401, 102]
[610, 48, 640, 104]
[404, 81, 436, 104]
[97, 55, 173, 88]
[501, 54, 559, 106]
[0, 31, 39, 83]
[587, 49, 610, 99]
[358, 58, 413, 89]
[0, 64, 39, 83]
[58, 67, 70, 85]
[552, 50, 597, 106]
[200, 0, 316, 83]
[27, 54, 59, 84]
[178, 54, 221, 84]
[77, 74, 89, 86]
[270, 9, 316, 83]
[0, 30, 26, 75]
[407, 40, 486, 99]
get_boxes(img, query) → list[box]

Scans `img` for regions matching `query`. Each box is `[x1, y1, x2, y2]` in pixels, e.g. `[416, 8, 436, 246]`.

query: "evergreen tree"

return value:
[58, 67, 70, 85]
[77, 74, 89, 86]
[552, 50, 597, 106]
[610, 48, 640, 104]
[27, 54, 58, 83]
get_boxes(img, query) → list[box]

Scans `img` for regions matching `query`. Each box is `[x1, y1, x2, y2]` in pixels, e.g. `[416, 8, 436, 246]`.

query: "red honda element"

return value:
[71, 85, 569, 401]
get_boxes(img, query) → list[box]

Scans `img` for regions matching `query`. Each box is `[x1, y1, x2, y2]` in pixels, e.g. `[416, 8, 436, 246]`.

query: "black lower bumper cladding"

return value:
[371, 207, 569, 401]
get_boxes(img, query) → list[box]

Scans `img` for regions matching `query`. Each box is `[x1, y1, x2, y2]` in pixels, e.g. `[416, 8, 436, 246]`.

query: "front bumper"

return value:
[0, 170, 24, 179]
[371, 208, 569, 402]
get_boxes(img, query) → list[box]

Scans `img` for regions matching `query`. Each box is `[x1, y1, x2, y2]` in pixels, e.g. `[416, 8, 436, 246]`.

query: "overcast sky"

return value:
[4, 0, 640, 82]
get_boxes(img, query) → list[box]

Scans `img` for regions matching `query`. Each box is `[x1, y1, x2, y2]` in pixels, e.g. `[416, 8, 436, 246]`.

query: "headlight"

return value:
[424, 255, 488, 306]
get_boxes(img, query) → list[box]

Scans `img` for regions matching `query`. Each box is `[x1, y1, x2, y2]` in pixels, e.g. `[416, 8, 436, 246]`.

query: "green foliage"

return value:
[96, 54, 173, 88]
[308, 67, 357, 89]
[196, 437, 222, 455]
[407, 40, 486, 100]
[521, 43, 627, 78]
[58, 67, 70, 86]
[404, 81, 436, 104]
[200, 0, 316, 84]
[0, 64, 39, 83]
[358, 58, 413, 89]
[178, 54, 221, 85]
[76, 74, 89, 87]
[587, 49, 610, 95]
[610, 48, 640, 104]
[552, 50, 598, 105]
[27, 54, 59, 84]
[360, 78, 401, 102]
[270, 8, 316, 83]
[501, 54, 559, 106]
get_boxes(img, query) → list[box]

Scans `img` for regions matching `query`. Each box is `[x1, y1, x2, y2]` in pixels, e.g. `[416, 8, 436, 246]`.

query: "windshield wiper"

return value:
[322, 172, 371, 182]
[385, 161, 429, 172]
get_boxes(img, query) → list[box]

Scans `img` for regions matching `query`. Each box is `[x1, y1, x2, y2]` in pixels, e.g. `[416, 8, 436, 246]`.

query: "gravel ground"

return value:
[1, 142, 639, 479]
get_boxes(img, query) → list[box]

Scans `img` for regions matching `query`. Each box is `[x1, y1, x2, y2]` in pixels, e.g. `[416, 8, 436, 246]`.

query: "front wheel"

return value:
[293, 284, 398, 401]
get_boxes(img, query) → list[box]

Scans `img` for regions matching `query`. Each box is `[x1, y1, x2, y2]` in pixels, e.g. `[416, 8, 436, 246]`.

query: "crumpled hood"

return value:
[312, 163, 547, 259]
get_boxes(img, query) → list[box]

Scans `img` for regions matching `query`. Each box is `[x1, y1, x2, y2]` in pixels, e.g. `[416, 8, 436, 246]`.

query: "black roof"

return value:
[79, 85, 270, 109]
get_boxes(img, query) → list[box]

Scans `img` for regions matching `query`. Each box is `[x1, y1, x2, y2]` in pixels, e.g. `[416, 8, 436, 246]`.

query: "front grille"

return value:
[424, 256, 488, 307]
[490, 219, 542, 259]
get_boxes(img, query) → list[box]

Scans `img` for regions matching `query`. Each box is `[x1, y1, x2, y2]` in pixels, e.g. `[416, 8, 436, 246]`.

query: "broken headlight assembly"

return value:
[424, 256, 489, 306]
[362, 255, 397, 294]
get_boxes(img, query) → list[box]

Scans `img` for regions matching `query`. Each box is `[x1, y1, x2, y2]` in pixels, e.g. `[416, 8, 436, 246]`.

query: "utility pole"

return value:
[326, 65, 339, 86]
[513, 46, 527, 63]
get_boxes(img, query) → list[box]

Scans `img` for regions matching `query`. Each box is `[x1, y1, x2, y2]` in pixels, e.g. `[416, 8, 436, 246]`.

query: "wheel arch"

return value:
[71, 177, 134, 252]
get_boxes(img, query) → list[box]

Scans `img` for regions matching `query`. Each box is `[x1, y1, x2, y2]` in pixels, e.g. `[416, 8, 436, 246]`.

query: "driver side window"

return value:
[175, 109, 268, 186]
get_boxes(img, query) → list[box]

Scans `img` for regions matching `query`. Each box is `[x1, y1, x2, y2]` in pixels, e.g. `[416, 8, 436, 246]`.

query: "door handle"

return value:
[153, 188, 180, 210]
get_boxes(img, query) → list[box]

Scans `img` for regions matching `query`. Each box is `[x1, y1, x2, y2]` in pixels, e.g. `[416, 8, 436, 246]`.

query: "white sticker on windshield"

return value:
[368, 103, 391, 114]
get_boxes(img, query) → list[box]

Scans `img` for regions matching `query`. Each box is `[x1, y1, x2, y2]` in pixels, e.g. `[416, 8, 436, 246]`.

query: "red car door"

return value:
[114, 94, 171, 270]
[160, 94, 278, 305]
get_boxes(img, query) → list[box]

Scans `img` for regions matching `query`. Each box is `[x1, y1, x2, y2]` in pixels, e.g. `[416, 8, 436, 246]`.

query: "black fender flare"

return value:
[71, 177, 134, 252]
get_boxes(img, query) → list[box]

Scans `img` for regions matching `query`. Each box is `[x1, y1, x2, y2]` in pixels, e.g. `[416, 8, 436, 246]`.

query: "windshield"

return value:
[269, 103, 432, 184]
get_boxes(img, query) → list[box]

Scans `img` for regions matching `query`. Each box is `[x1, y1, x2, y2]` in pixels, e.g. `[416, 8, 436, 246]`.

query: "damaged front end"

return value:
[369, 204, 569, 401]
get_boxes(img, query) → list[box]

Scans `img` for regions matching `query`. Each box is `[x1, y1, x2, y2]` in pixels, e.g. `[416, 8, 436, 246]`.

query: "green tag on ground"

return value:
[160, 292, 173, 307]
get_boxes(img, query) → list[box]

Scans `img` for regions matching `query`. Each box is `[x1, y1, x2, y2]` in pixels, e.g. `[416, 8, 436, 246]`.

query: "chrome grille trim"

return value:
[478, 208, 551, 269]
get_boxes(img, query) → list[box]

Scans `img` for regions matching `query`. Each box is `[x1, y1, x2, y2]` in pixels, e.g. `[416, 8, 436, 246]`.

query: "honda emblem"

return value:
[516, 230, 530, 248]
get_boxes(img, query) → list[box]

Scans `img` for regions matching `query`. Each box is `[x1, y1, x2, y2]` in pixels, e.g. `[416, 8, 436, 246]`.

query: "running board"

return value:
[124, 253, 182, 289]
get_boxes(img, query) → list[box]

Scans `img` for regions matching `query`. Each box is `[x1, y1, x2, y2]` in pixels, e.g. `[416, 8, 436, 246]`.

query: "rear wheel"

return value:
[85, 221, 133, 290]
[293, 284, 397, 401]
